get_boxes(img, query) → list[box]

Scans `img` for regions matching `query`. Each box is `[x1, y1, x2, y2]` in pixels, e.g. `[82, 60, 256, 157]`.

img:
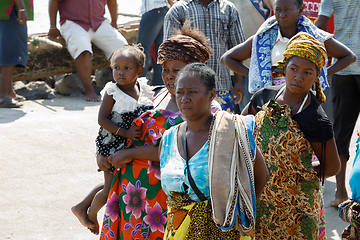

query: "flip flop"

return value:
[0, 97, 22, 108]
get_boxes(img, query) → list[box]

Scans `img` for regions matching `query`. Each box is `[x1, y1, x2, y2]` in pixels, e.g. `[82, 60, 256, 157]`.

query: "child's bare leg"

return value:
[71, 184, 103, 228]
[88, 171, 113, 235]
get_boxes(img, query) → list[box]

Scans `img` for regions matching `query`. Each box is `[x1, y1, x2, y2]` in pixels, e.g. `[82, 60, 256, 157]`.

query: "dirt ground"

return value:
[0, 95, 359, 240]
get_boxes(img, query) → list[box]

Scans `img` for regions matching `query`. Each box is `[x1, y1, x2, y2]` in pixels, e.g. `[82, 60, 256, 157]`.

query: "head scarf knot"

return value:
[157, 35, 211, 65]
[272, 32, 328, 104]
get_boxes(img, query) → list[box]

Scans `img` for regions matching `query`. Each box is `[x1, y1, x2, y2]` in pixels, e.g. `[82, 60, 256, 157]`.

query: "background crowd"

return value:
[1, 0, 359, 239]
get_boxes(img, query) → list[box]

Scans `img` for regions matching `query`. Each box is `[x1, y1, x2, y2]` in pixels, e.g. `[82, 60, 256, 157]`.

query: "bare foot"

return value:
[71, 204, 95, 228]
[84, 91, 100, 102]
[87, 211, 100, 235]
[331, 198, 348, 208]
[331, 189, 349, 208]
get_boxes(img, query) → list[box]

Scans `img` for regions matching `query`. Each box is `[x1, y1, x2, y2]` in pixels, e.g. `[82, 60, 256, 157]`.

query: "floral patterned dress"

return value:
[254, 100, 322, 240]
[100, 109, 185, 240]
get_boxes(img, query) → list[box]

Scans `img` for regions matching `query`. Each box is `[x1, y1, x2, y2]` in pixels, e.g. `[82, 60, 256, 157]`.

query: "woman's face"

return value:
[161, 60, 188, 96]
[274, 0, 303, 30]
[284, 56, 318, 95]
[175, 73, 215, 120]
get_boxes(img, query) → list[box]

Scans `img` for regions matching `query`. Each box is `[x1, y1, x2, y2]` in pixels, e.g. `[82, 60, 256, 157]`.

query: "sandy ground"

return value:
[0, 95, 359, 240]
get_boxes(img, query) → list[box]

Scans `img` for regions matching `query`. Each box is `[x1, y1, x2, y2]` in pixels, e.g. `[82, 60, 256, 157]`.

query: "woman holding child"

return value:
[98, 21, 221, 240]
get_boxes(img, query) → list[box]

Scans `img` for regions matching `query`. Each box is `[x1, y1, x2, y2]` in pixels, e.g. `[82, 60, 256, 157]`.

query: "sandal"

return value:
[0, 97, 22, 108]
[15, 94, 26, 101]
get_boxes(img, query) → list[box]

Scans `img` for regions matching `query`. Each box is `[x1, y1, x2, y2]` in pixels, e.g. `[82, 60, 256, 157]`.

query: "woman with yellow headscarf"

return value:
[242, 32, 341, 239]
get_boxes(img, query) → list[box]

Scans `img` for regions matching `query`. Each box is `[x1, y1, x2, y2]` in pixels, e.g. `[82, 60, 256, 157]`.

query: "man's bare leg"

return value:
[331, 154, 349, 207]
[0, 65, 15, 99]
[75, 51, 100, 102]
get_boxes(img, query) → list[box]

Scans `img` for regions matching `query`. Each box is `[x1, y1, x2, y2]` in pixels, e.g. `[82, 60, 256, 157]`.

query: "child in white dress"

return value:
[72, 44, 154, 235]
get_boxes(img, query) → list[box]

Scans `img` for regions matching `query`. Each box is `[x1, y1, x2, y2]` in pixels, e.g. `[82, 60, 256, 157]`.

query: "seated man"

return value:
[48, 0, 127, 102]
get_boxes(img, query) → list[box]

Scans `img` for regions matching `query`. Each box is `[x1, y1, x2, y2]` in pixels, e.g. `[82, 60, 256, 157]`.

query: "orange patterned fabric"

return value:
[100, 110, 184, 240]
[254, 100, 322, 239]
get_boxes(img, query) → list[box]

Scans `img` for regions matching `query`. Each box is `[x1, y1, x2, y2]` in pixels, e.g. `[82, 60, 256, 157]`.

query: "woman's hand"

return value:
[108, 149, 133, 169]
[97, 153, 113, 172]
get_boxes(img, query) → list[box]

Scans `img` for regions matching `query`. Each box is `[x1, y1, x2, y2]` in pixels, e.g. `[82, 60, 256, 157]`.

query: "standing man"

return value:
[48, 0, 128, 102]
[0, 0, 33, 108]
[163, 0, 245, 112]
[316, 0, 360, 207]
[137, 0, 173, 86]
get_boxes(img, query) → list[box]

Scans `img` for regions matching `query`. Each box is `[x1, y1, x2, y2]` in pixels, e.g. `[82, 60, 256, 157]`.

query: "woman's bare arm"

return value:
[108, 145, 160, 169]
[253, 146, 269, 200]
[220, 36, 254, 77]
[311, 137, 341, 178]
[324, 38, 356, 76]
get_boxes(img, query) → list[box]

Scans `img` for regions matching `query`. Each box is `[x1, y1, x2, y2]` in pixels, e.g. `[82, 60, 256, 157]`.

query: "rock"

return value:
[42, 76, 56, 89]
[54, 73, 85, 95]
[95, 68, 113, 87]
[14, 81, 55, 100]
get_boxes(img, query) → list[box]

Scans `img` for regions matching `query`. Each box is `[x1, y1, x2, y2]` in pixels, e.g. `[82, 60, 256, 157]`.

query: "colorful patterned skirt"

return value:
[100, 160, 167, 240]
[100, 109, 185, 240]
[339, 199, 360, 239]
[164, 193, 252, 240]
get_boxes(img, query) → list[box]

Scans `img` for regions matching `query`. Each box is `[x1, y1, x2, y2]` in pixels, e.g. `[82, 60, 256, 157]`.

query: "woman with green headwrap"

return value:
[242, 32, 341, 239]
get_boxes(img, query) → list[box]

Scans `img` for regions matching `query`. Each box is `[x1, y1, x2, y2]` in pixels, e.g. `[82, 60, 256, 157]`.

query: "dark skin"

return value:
[198, 0, 212, 7]
[242, 56, 341, 179]
[175, 74, 216, 159]
[98, 53, 144, 141]
[161, 72, 269, 200]
[220, 0, 356, 78]
[106, 60, 190, 169]
[316, 14, 353, 207]
[157, 60, 188, 112]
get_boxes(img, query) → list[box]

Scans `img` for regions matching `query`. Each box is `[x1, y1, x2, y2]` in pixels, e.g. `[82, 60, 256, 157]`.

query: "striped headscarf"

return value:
[272, 32, 328, 104]
[157, 35, 211, 65]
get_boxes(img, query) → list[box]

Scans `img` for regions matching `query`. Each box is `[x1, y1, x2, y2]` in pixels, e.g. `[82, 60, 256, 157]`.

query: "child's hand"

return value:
[108, 149, 133, 169]
[124, 125, 141, 140]
[97, 153, 113, 172]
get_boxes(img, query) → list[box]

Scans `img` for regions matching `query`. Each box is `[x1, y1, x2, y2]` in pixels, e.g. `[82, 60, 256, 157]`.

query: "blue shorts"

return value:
[0, 8, 28, 67]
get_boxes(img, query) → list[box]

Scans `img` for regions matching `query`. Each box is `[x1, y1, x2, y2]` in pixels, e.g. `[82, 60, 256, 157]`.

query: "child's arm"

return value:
[97, 153, 113, 172]
[98, 93, 141, 140]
